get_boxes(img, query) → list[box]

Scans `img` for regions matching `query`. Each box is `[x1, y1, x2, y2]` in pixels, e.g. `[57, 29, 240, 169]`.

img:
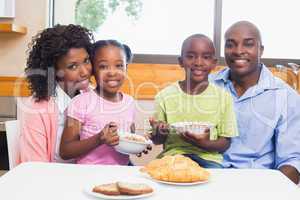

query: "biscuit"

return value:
[117, 181, 153, 195]
[92, 183, 121, 195]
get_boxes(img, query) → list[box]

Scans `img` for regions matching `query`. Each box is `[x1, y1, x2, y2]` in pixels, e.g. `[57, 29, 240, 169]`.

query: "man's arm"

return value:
[279, 165, 299, 184]
[275, 90, 300, 184]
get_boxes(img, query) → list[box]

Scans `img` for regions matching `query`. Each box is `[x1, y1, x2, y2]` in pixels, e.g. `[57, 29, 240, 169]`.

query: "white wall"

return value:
[0, 0, 48, 76]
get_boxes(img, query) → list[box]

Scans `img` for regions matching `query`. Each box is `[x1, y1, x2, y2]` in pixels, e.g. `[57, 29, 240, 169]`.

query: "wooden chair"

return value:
[211, 65, 298, 91]
[268, 66, 298, 91]
[297, 72, 300, 94]
[5, 120, 20, 169]
[211, 65, 226, 73]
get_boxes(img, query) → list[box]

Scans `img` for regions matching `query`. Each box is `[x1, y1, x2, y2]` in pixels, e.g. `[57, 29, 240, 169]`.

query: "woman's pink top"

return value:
[19, 97, 58, 162]
[18, 86, 92, 164]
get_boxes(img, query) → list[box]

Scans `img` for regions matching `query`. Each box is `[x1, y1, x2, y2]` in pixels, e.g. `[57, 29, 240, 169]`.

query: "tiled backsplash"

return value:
[135, 100, 155, 133]
[0, 97, 16, 117]
[0, 97, 17, 132]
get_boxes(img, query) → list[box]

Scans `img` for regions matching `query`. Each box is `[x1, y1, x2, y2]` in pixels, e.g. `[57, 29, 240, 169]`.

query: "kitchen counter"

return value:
[0, 117, 16, 133]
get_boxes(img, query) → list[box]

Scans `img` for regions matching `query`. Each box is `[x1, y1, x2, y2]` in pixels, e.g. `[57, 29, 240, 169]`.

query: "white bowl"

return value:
[170, 122, 214, 135]
[114, 132, 152, 155]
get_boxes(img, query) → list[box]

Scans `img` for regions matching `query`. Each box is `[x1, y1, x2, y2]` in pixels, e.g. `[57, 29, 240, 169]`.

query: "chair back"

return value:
[269, 67, 298, 90]
[297, 72, 300, 94]
[5, 120, 20, 169]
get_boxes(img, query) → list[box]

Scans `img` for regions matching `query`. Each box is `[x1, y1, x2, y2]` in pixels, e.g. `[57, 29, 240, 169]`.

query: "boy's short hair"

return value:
[181, 34, 215, 56]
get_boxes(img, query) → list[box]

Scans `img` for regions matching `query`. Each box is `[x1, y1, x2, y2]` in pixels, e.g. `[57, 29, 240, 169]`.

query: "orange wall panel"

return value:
[1, 64, 298, 98]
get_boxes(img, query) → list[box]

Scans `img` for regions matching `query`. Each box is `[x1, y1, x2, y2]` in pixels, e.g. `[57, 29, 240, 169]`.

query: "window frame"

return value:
[49, 0, 300, 66]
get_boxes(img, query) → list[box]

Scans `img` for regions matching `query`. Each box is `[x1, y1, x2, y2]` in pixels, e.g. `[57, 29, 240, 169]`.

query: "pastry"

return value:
[141, 155, 210, 183]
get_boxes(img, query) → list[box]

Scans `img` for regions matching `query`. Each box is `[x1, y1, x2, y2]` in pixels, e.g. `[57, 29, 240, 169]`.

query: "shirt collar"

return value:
[212, 67, 231, 83]
[54, 85, 72, 114]
[214, 64, 281, 91]
[256, 64, 281, 91]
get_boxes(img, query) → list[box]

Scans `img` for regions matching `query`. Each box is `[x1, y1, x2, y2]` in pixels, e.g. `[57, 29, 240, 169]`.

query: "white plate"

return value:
[170, 121, 214, 135]
[142, 173, 209, 186]
[84, 185, 154, 200]
[153, 178, 209, 186]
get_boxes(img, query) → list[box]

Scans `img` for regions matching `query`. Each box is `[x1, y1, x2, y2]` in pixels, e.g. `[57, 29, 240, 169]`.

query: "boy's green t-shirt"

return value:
[154, 82, 238, 164]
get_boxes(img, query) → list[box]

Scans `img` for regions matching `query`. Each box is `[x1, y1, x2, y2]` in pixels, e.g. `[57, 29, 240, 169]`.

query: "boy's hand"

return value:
[180, 128, 210, 147]
[149, 118, 170, 136]
[99, 122, 119, 146]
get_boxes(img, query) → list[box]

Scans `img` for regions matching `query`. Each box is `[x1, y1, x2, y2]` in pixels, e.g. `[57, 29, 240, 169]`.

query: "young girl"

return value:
[59, 40, 136, 165]
[19, 24, 93, 163]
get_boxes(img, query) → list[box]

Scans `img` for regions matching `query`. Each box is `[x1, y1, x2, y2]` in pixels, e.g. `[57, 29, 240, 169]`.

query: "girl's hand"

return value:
[136, 145, 152, 157]
[99, 122, 119, 146]
[136, 134, 153, 157]
[149, 118, 170, 136]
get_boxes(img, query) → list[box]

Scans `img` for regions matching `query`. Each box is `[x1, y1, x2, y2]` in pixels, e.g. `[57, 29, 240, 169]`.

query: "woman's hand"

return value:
[99, 122, 119, 146]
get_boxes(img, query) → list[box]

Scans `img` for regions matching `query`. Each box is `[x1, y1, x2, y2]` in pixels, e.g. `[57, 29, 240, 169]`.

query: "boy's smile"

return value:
[179, 36, 217, 85]
[191, 67, 207, 76]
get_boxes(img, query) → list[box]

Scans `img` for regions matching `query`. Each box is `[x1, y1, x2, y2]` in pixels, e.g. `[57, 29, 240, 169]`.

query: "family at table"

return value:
[17, 21, 300, 184]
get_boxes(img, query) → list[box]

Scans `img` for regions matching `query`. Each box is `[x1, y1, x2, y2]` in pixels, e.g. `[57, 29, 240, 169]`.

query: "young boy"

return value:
[149, 34, 238, 168]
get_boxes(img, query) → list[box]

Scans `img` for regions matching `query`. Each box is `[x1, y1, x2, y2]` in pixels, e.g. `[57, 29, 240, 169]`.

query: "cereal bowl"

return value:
[114, 131, 152, 155]
[170, 122, 214, 135]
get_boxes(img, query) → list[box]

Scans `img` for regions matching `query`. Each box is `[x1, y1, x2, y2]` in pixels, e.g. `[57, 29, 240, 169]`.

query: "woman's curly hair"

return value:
[25, 24, 94, 102]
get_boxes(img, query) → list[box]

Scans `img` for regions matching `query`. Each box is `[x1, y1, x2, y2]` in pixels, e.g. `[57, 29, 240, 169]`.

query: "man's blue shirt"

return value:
[210, 64, 300, 172]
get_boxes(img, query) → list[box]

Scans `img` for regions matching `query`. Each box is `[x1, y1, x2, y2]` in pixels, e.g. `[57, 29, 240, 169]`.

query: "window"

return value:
[52, 0, 300, 65]
[222, 0, 300, 60]
[53, 0, 214, 57]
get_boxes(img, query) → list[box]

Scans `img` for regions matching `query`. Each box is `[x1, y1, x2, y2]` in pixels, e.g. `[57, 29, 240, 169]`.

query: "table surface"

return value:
[0, 162, 299, 200]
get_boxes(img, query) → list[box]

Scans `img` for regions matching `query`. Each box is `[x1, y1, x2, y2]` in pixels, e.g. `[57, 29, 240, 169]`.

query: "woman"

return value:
[18, 24, 94, 163]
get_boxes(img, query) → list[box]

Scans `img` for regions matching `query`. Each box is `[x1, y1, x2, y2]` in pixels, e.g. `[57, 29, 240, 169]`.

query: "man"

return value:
[210, 21, 300, 184]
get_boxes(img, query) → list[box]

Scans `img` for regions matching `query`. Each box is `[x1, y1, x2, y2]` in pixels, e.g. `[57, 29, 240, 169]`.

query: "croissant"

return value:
[141, 155, 210, 183]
